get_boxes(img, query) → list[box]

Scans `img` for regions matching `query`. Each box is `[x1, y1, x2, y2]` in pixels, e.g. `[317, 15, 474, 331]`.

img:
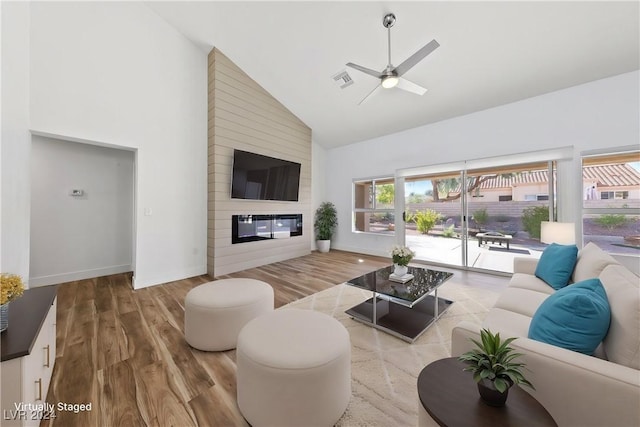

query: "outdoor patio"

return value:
[406, 234, 543, 273]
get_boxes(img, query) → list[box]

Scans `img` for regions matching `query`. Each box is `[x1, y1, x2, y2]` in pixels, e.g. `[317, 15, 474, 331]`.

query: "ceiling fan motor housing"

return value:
[383, 13, 396, 28]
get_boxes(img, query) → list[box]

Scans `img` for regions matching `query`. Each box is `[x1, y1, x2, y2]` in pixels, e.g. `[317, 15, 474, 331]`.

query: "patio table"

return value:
[476, 232, 512, 250]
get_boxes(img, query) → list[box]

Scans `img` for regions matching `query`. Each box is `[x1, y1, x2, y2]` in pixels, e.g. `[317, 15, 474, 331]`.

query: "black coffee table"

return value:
[345, 265, 453, 342]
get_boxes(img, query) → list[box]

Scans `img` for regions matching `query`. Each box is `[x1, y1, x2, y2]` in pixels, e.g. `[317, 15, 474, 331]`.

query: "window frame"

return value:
[352, 176, 396, 235]
[581, 146, 639, 257]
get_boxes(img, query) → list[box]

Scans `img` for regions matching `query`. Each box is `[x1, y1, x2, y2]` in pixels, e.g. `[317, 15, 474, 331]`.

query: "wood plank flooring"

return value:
[43, 250, 505, 426]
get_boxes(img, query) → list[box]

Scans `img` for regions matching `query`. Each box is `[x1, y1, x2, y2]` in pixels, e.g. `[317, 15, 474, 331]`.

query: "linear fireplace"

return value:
[232, 214, 303, 244]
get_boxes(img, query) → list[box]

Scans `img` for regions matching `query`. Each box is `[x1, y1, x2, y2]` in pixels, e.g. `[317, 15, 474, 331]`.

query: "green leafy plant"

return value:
[404, 211, 416, 224]
[442, 224, 456, 238]
[459, 329, 533, 393]
[376, 184, 394, 206]
[314, 202, 338, 240]
[414, 209, 442, 234]
[472, 208, 489, 229]
[594, 214, 628, 231]
[521, 206, 549, 239]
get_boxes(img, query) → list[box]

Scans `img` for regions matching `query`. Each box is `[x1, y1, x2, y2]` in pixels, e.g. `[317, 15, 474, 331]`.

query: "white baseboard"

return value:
[132, 265, 207, 290]
[29, 264, 132, 287]
[332, 244, 389, 259]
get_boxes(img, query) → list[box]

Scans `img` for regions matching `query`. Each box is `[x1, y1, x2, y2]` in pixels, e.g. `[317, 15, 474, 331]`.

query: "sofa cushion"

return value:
[572, 242, 620, 283]
[528, 278, 611, 355]
[599, 265, 640, 369]
[508, 273, 556, 295]
[534, 243, 578, 290]
[483, 307, 533, 338]
[494, 287, 551, 318]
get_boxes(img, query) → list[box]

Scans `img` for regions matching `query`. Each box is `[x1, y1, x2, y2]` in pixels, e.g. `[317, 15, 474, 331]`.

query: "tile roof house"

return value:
[454, 164, 640, 202]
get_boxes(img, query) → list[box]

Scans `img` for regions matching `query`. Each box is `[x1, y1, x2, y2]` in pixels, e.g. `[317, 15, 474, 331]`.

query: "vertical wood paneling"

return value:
[207, 48, 312, 276]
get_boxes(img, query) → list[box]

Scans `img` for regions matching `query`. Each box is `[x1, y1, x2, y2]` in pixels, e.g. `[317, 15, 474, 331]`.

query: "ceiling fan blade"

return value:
[358, 84, 382, 105]
[346, 62, 384, 79]
[392, 39, 440, 77]
[396, 78, 427, 96]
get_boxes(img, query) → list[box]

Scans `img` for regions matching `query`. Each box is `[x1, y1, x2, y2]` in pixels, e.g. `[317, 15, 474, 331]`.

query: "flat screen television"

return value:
[231, 150, 301, 201]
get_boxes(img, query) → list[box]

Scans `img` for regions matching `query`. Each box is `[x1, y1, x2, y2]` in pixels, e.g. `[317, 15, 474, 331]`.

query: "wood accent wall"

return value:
[207, 48, 312, 276]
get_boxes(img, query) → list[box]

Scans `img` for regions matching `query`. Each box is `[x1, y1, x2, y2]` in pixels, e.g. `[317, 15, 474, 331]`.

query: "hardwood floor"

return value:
[44, 251, 505, 426]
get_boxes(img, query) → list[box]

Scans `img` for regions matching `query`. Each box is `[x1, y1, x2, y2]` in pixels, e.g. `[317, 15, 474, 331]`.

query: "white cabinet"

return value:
[1, 289, 57, 427]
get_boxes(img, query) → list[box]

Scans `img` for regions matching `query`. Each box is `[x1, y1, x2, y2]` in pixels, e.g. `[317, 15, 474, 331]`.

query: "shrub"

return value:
[415, 209, 442, 234]
[472, 208, 489, 228]
[521, 206, 549, 239]
[404, 212, 416, 224]
[594, 214, 627, 231]
[442, 224, 456, 238]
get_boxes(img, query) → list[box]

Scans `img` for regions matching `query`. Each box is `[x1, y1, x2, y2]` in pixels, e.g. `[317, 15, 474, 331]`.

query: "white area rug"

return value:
[282, 280, 500, 426]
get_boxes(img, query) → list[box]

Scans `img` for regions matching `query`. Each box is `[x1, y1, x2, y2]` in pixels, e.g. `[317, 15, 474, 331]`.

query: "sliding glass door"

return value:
[464, 162, 555, 272]
[403, 171, 465, 268]
[400, 158, 559, 274]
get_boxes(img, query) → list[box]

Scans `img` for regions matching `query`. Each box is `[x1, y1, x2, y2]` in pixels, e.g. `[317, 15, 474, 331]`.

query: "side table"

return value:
[417, 357, 556, 427]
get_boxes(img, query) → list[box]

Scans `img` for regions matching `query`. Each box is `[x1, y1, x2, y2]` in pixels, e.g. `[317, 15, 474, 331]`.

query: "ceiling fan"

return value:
[347, 13, 439, 105]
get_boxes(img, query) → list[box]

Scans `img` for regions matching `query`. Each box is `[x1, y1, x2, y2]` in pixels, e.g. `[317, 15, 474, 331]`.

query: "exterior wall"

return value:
[408, 201, 550, 219]
[207, 49, 312, 276]
[472, 188, 509, 202]
[513, 183, 548, 201]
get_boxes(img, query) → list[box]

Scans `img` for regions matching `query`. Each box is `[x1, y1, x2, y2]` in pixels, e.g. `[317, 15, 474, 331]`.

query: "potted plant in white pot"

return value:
[458, 328, 534, 407]
[314, 202, 337, 253]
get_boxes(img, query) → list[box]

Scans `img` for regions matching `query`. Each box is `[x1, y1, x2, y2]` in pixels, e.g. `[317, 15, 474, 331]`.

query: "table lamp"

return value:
[540, 221, 576, 245]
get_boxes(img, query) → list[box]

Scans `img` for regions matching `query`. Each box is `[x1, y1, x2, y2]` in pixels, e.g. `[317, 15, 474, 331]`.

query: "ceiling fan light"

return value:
[382, 76, 399, 89]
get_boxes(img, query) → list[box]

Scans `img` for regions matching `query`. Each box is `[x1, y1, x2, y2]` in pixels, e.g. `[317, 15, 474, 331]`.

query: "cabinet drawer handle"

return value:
[44, 344, 50, 368]
[35, 378, 42, 401]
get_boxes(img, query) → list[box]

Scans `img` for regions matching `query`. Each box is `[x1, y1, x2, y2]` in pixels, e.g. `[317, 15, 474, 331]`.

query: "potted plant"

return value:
[390, 245, 415, 276]
[458, 328, 533, 406]
[0, 273, 25, 332]
[314, 202, 338, 253]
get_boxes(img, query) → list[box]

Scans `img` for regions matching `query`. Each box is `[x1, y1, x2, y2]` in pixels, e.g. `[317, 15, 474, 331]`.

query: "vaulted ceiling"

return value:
[147, 1, 640, 148]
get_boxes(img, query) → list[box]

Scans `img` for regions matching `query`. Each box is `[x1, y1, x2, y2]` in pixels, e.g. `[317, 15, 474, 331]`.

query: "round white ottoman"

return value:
[184, 278, 273, 351]
[236, 308, 351, 427]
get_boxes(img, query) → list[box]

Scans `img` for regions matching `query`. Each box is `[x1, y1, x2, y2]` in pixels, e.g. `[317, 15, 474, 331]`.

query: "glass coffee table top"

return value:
[345, 265, 454, 342]
[346, 265, 453, 307]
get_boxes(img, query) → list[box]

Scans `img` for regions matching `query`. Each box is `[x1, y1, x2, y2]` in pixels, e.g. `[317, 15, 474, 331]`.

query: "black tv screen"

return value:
[231, 150, 301, 201]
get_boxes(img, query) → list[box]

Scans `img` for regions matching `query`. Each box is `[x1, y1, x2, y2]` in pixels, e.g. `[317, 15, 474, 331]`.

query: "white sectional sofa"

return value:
[452, 243, 640, 427]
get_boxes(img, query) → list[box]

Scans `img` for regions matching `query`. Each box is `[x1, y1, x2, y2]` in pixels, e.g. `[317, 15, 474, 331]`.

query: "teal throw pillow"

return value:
[534, 243, 578, 290]
[528, 278, 611, 355]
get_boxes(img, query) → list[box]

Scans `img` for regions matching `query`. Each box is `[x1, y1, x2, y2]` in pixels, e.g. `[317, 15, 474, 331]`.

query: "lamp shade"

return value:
[540, 221, 576, 245]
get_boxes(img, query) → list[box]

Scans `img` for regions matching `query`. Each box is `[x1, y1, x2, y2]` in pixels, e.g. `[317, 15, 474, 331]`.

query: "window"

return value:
[582, 149, 640, 257]
[601, 191, 629, 200]
[524, 194, 548, 201]
[353, 178, 395, 234]
[498, 195, 513, 202]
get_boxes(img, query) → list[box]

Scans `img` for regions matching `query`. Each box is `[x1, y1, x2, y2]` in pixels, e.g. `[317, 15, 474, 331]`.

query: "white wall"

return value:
[2, 2, 208, 288]
[1, 2, 31, 280]
[326, 71, 640, 258]
[30, 136, 134, 286]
